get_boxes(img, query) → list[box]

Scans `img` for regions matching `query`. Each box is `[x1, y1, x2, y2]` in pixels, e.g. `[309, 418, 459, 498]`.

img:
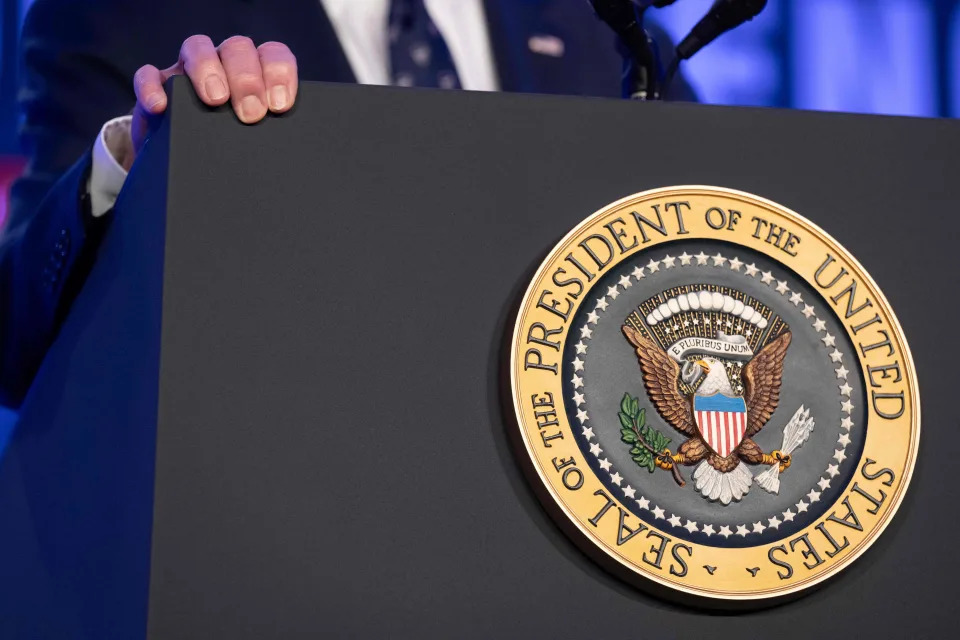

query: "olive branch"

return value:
[618, 392, 685, 487]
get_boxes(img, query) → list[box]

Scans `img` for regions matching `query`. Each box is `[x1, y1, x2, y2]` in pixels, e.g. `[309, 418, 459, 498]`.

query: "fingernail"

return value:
[204, 76, 227, 101]
[239, 95, 265, 123]
[269, 86, 289, 111]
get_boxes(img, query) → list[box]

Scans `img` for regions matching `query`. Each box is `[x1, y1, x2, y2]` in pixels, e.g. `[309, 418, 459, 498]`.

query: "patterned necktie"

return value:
[388, 0, 462, 89]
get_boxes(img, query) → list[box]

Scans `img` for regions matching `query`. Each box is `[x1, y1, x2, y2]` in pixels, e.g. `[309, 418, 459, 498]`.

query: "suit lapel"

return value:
[483, 0, 537, 93]
[310, 0, 358, 83]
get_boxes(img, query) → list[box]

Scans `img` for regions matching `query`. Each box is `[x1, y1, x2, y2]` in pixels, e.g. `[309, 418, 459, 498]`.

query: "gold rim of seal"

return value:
[510, 185, 920, 601]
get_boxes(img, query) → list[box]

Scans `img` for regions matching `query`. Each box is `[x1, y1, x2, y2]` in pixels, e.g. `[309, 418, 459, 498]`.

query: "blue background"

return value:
[653, 0, 959, 118]
[0, 0, 957, 446]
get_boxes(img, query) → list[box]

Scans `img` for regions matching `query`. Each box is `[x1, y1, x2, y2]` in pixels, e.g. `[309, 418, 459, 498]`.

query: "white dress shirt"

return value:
[89, 0, 500, 217]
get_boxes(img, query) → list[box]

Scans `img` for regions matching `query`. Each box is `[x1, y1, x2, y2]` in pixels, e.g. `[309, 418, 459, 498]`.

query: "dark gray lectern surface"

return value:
[1, 78, 957, 638]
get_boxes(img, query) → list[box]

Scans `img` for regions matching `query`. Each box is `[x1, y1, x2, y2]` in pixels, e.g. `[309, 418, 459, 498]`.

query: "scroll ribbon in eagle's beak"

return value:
[696, 359, 711, 374]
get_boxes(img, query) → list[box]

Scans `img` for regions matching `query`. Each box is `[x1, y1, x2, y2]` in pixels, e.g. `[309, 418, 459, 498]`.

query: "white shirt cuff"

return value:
[88, 115, 133, 217]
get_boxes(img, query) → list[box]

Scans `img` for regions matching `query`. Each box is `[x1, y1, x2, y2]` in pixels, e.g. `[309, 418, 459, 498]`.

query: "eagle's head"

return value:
[691, 356, 736, 397]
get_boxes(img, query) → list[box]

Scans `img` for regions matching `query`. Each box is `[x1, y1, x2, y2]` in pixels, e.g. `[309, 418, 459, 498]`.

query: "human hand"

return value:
[127, 35, 298, 168]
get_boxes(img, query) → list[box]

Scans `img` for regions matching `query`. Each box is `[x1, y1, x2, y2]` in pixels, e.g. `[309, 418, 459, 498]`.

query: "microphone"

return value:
[589, 0, 674, 99]
[675, 0, 768, 61]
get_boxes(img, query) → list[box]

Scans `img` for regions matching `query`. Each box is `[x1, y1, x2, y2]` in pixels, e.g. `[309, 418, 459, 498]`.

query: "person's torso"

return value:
[111, 0, 629, 98]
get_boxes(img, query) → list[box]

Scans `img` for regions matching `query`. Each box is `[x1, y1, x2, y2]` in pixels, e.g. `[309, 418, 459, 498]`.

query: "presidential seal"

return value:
[509, 186, 919, 601]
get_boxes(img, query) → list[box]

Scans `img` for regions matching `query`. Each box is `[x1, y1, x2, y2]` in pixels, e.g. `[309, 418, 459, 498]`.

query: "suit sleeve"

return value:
[0, 0, 136, 407]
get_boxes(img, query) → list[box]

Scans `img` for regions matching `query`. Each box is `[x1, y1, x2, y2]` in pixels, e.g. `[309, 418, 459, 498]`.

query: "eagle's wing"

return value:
[622, 325, 696, 436]
[742, 331, 792, 437]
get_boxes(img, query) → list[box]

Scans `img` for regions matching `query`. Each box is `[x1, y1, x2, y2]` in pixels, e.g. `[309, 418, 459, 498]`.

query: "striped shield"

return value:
[694, 394, 748, 458]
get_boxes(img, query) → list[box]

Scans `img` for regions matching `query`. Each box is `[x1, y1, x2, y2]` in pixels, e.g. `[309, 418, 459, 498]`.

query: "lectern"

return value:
[0, 79, 955, 638]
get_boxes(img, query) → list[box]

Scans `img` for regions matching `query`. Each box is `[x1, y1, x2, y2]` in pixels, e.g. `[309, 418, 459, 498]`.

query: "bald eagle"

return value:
[622, 325, 793, 505]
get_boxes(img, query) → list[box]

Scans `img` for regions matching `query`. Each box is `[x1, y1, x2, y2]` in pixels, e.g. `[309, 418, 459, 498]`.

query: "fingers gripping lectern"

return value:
[0, 78, 955, 638]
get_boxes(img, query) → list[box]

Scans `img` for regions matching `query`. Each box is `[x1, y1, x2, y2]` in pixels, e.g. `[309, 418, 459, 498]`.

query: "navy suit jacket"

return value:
[0, 0, 694, 407]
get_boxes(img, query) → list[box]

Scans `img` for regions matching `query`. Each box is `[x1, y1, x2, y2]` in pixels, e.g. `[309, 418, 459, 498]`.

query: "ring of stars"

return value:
[571, 251, 857, 539]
